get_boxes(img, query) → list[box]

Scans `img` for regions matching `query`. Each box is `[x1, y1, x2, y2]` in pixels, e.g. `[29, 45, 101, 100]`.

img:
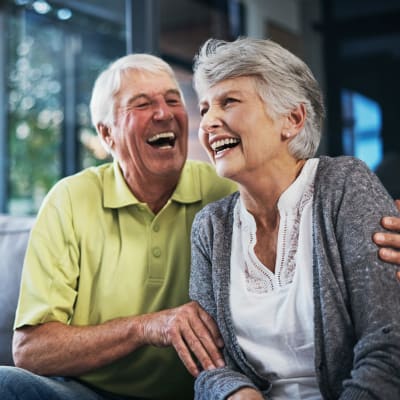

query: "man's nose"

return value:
[153, 100, 173, 121]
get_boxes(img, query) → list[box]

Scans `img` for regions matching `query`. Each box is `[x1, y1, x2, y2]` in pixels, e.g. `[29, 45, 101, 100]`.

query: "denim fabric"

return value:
[0, 366, 144, 400]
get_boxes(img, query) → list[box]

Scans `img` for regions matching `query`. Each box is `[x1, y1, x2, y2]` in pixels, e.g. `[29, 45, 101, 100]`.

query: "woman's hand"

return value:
[227, 387, 264, 400]
[373, 200, 400, 269]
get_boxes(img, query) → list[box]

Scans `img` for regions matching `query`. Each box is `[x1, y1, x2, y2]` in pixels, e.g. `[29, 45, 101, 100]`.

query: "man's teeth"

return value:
[211, 138, 240, 152]
[147, 132, 175, 143]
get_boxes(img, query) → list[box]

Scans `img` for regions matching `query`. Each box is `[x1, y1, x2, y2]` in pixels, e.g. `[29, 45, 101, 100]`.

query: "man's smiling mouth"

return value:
[211, 138, 240, 154]
[147, 132, 176, 148]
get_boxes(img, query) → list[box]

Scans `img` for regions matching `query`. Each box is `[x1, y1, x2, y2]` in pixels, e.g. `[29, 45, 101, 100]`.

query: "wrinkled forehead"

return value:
[113, 68, 183, 106]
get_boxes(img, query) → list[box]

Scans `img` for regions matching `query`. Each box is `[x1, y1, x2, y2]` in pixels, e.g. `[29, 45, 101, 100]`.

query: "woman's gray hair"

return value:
[193, 37, 325, 159]
[90, 53, 182, 129]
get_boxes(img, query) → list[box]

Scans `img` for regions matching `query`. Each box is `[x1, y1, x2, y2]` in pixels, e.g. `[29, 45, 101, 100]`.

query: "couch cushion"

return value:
[0, 215, 35, 365]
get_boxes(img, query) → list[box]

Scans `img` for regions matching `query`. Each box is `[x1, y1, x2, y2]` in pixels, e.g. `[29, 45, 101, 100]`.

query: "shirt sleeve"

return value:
[315, 157, 400, 399]
[14, 181, 80, 328]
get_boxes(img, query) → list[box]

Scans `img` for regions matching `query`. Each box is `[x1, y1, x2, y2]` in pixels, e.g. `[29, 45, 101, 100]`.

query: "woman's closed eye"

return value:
[199, 106, 209, 116]
[223, 97, 239, 107]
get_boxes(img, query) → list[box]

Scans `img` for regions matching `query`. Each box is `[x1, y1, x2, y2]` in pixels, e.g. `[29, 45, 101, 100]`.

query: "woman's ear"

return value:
[97, 123, 114, 149]
[282, 103, 306, 139]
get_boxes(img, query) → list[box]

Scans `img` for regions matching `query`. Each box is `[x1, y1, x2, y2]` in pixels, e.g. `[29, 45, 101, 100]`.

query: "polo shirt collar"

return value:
[103, 160, 201, 209]
[171, 161, 202, 204]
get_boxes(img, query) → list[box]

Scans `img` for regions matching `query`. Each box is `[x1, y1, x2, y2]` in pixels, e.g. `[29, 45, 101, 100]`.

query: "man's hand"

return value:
[140, 301, 225, 376]
[13, 302, 224, 378]
[227, 387, 264, 400]
[373, 200, 400, 271]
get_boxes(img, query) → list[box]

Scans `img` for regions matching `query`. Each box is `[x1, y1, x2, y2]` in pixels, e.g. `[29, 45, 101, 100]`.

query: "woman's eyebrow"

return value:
[199, 89, 242, 105]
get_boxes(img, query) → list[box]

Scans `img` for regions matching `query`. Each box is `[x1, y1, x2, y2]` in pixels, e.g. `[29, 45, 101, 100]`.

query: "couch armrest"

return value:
[0, 215, 35, 366]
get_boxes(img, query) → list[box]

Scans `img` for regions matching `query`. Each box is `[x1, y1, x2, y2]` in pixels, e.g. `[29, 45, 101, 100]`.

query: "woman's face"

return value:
[198, 76, 288, 183]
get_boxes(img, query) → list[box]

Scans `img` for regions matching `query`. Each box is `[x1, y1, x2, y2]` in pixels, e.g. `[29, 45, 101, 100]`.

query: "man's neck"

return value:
[124, 172, 180, 214]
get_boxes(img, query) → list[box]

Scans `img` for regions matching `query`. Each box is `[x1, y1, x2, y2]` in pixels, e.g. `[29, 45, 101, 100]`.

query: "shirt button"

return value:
[153, 223, 160, 232]
[152, 247, 161, 257]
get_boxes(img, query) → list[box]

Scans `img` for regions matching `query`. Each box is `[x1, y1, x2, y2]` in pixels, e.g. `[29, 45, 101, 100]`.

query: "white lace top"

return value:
[230, 158, 321, 399]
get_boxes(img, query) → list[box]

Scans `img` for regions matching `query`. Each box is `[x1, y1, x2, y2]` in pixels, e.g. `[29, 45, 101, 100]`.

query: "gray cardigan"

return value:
[189, 156, 400, 400]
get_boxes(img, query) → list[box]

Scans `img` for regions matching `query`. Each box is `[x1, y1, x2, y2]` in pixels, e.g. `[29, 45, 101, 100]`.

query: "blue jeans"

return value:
[0, 366, 144, 400]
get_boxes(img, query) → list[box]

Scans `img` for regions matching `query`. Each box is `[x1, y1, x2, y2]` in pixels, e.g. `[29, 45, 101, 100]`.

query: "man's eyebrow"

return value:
[126, 89, 181, 104]
[123, 93, 150, 106]
[165, 89, 182, 97]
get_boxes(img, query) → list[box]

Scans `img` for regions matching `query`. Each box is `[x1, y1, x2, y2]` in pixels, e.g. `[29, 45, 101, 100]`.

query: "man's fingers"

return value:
[169, 302, 225, 374]
[395, 199, 400, 212]
[143, 303, 225, 376]
[198, 308, 224, 348]
[171, 332, 200, 377]
[187, 318, 225, 370]
[178, 324, 219, 372]
[184, 303, 225, 369]
[381, 216, 400, 231]
[374, 231, 400, 264]
[188, 303, 225, 369]
[170, 316, 222, 376]
[374, 232, 400, 248]
[378, 247, 400, 265]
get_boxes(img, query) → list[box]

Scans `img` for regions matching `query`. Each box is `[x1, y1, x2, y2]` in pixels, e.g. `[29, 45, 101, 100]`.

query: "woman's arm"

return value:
[324, 159, 400, 399]
[228, 388, 264, 400]
[189, 209, 263, 400]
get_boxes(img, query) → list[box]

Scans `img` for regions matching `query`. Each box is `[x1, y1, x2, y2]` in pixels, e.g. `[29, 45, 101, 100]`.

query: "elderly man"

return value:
[0, 53, 399, 400]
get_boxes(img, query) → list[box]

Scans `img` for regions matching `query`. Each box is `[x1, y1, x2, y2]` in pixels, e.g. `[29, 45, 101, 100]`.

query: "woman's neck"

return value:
[239, 158, 306, 223]
[240, 158, 307, 273]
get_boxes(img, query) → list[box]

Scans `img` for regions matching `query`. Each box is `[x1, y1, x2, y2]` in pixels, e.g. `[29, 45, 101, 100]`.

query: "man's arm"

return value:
[373, 200, 400, 269]
[13, 301, 225, 377]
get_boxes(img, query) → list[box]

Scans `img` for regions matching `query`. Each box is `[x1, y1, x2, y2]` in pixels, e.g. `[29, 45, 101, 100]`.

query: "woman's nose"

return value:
[200, 108, 222, 132]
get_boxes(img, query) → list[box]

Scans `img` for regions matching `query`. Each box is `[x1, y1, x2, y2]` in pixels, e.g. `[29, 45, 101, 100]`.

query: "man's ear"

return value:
[97, 123, 113, 148]
[282, 103, 307, 139]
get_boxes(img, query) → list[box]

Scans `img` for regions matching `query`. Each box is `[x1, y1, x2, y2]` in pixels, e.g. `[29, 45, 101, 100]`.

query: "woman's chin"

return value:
[215, 164, 237, 181]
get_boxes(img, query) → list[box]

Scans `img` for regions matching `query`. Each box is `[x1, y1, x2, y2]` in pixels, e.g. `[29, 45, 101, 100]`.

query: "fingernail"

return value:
[384, 217, 393, 226]
[217, 359, 225, 368]
[380, 248, 391, 257]
[374, 233, 384, 242]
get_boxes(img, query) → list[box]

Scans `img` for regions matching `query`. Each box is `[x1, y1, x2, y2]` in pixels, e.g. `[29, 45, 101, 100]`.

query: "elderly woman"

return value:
[189, 37, 400, 400]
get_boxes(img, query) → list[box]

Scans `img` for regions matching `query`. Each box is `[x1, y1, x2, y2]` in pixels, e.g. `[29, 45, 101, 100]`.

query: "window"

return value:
[341, 89, 382, 170]
[3, 0, 125, 215]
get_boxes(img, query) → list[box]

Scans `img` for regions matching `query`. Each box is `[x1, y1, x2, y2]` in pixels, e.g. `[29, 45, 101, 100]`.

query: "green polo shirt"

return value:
[15, 159, 237, 399]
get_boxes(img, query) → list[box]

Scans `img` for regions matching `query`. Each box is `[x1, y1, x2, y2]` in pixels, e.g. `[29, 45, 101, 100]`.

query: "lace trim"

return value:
[280, 184, 314, 285]
[238, 183, 314, 294]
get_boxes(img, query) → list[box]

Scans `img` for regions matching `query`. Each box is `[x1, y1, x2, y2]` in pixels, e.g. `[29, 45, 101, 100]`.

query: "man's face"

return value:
[108, 69, 189, 184]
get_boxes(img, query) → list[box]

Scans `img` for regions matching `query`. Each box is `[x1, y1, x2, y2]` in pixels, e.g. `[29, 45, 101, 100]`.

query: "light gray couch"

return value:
[0, 214, 35, 366]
